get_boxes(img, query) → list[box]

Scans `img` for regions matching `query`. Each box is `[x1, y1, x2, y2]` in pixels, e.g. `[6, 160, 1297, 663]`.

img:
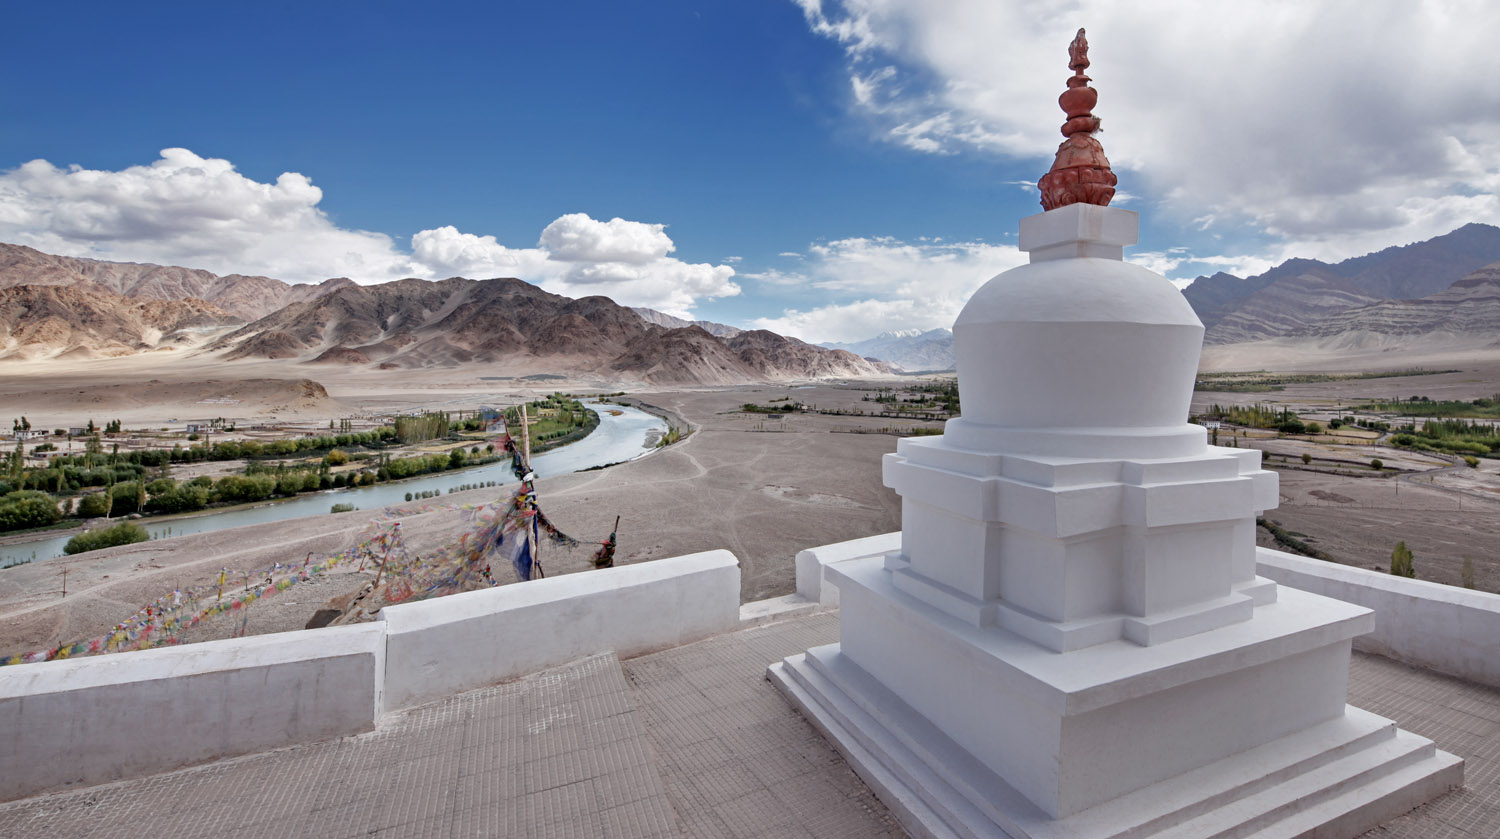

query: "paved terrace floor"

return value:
[0, 611, 1495, 838]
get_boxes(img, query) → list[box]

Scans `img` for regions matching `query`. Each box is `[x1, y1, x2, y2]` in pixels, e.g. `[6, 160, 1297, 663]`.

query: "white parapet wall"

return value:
[0, 623, 384, 803]
[380, 549, 741, 710]
[1257, 547, 1500, 689]
[795, 532, 902, 607]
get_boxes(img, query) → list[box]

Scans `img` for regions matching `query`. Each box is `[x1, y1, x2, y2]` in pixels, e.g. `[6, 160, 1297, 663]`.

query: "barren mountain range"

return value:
[0, 284, 242, 358]
[630, 307, 743, 339]
[822, 329, 956, 373]
[1182, 223, 1500, 345]
[0, 243, 353, 320]
[1303, 262, 1500, 339]
[0, 244, 881, 384]
[6, 222, 1500, 379]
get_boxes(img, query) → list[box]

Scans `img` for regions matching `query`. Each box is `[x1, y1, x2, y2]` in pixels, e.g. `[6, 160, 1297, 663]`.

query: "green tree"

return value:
[1301, 452, 1312, 465]
[1390, 541, 1416, 578]
[0, 490, 62, 532]
[64, 522, 148, 555]
[76, 491, 111, 518]
[1461, 557, 1476, 589]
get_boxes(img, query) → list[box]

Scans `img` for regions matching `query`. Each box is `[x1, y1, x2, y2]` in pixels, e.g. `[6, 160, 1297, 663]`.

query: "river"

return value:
[0, 402, 665, 567]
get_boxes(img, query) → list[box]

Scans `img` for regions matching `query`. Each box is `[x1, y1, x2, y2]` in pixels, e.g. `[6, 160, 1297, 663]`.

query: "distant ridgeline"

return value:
[1181, 223, 1500, 345]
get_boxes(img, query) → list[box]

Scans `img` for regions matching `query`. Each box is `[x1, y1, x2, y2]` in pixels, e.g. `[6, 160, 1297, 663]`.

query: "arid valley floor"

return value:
[3, 352, 1500, 660]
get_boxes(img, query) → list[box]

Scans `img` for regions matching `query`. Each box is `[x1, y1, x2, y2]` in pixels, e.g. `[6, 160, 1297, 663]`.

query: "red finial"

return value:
[1038, 28, 1117, 210]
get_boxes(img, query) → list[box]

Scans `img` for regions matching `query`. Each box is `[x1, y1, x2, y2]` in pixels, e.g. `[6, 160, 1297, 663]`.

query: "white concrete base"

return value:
[796, 531, 903, 607]
[381, 549, 740, 710]
[1257, 547, 1500, 690]
[769, 555, 1463, 837]
[0, 624, 385, 802]
[771, 648, 1462, 839]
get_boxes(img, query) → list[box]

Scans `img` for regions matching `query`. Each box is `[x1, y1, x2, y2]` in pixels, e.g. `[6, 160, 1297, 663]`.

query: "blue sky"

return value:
[3, 1, 1497, 342]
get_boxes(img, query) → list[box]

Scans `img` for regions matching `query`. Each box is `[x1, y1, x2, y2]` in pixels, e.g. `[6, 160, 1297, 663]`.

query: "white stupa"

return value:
[771, 29, 1462, 838]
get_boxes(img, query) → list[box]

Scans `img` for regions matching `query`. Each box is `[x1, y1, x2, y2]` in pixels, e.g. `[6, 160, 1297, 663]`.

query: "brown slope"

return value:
[215, 277, 475, 360]
[0, 242, 354, 320]
[1331, 222, 1500, 300]
[630, 306, 743, 338]
[727, 330, 884, 379]
[215, 275, 880, 383]
[1204, 268, 1383, 344]
[1302, 261, 1500, 338]
[608, 326, 756, 385]
[0, 284, 241, 359]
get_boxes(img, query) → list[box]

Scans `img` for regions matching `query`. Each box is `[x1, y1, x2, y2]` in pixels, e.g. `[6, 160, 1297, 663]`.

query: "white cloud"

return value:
[537, 213, 674, 263]
[0, 149, 739, 317]
[0, 149, 417, 282]
[410, 221, 739, 317]
[798, 1, 1500, 264]
[410, 226, 550, 279]
[751, 235, 1024, 343]
[1128, 250, 1276, 289]
[551, 259, 740, 318]
[740, 268, 811, 286]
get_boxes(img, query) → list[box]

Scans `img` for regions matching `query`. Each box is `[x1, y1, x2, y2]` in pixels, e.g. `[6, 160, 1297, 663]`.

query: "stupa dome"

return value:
[946, 32, 1204, 459]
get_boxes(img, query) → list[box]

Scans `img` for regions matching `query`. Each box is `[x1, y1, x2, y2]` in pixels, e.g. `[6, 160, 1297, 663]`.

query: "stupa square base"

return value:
[883, 436, 1279, 650]
[768, 556, 1462, 836]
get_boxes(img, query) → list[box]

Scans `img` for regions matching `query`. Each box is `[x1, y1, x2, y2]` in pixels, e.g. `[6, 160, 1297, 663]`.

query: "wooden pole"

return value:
[60, 569, 67, 597]
[510, 402, 544, 579]
[520, 403, 532, 467]
[372, 550, 389, 590]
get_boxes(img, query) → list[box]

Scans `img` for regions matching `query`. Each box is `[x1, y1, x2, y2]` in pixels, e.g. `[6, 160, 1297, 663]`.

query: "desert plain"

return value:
[3, 347, 1500, 661]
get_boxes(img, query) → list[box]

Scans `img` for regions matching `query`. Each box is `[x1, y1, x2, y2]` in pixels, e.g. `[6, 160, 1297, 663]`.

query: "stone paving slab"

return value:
[623, 612, 904, 839]
[1352, 652, 1500, 838]
[0, 652, 679, 839]
[1, 610, 1497, 839]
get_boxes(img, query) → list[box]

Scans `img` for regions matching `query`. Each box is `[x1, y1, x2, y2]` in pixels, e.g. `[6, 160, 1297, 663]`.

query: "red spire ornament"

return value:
[1037, 28, 1117, 210]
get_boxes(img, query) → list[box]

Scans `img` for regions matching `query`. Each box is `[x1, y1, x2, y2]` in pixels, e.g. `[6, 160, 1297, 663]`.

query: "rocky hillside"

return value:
[0, 242, 880, 383]
[0, 243, 354, 320]
[1183, 223, 1500, 342]
[1325, 223, 1500, 300]
[211, 277, 883, 384]
[0, 284, 241, 359]
[1204, 269, 1383, 344]
[1302, 261, 1500, 338]
[630, 306, 742, 338]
